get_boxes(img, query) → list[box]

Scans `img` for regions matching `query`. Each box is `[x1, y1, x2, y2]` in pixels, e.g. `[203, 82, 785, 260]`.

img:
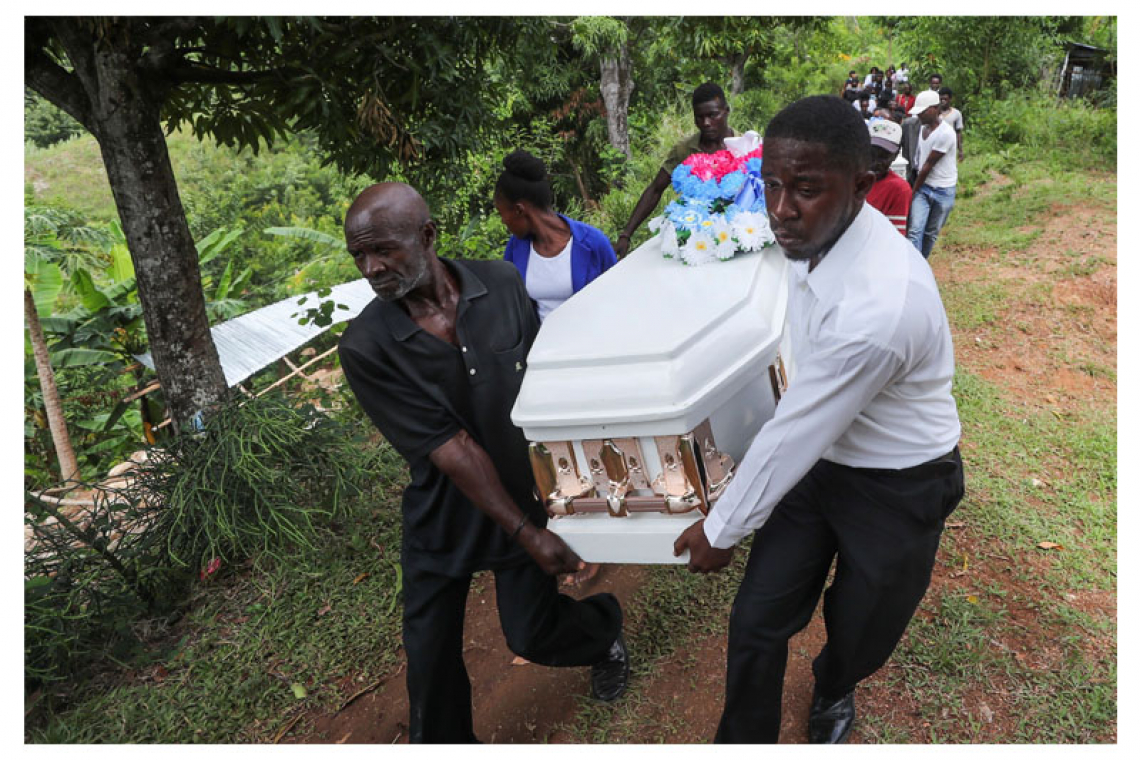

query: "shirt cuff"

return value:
[703, 508, 748, 550]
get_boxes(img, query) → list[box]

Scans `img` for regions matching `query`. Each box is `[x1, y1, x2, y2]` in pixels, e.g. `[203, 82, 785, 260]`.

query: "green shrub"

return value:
[25, 393, 383, 688]
[137, 394, 374, 569]
[965, 89, 1117, 169]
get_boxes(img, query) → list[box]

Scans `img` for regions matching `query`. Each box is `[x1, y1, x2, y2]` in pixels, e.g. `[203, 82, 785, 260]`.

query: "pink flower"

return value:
[200, 557, 222, 581]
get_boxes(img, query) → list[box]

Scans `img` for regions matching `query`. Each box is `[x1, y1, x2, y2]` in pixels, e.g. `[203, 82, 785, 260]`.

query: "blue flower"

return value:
[694, 178, 721, 201]
[745, 157, 762, 174]
[678, 174, 704, 198]
[671, 163, 693, 191]
[719, 171, 746, 198]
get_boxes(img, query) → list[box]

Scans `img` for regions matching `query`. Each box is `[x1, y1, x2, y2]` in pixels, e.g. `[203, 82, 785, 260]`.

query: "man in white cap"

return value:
[866, 120, 912, 235]
[907, 89, 957, 258]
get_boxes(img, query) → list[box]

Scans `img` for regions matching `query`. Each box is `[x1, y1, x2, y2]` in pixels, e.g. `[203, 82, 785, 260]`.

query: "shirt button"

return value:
[469, 368, 476, 375]
[461, 346, 468, 352]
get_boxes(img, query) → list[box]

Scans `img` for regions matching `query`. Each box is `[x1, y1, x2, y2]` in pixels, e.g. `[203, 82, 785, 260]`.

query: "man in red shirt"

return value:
[866, 120, 911, 235]
[894, 82, 915, 115]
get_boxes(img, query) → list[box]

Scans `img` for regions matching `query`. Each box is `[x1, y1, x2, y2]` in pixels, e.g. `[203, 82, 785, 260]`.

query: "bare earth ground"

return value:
[288, 194, 1117, 745]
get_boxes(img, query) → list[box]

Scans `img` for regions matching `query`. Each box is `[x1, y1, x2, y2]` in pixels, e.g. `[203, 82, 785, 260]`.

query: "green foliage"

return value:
[26, 437, 406, 743]
[25, 393, 388, 693]
[893, 17, 1064, 99]
[24, 88, 84, 148]
[137, 394, 374, 569]
[570, 16, 629, 56]
[965, 89, 1116, 168]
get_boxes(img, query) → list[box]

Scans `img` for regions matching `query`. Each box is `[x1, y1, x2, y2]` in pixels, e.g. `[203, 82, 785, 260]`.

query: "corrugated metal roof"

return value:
[135, 279, 375, 387]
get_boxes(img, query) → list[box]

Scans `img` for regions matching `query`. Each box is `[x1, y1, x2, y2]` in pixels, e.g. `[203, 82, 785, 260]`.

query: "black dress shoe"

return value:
[808, 689, 855, 744]
[590, 632, 630, 702]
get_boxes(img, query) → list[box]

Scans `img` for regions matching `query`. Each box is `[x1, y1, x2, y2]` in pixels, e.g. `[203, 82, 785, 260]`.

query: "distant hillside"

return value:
[24, 129, 274, 223]
[25, 133, 118, 220]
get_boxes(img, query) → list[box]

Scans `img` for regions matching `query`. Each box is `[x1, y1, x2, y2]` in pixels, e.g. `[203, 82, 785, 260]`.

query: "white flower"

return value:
[709, 217, 737, 261]
[733, 211, 775, 251]
[681, 230, 717, 266]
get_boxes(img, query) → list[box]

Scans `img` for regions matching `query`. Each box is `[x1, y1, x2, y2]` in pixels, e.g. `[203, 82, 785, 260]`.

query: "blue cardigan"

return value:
[503, 214, 617, 295]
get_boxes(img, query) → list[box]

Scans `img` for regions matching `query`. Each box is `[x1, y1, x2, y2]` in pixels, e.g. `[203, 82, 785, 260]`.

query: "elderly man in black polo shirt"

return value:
[338, 183, 628, 744]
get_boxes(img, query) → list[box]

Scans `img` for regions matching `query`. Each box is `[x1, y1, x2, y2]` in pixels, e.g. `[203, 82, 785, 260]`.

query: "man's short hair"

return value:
[929, 72, 942, 82]
[692, 82, 727, 109]
[764, 95, 871, 174]
[938, 86, 954, 98]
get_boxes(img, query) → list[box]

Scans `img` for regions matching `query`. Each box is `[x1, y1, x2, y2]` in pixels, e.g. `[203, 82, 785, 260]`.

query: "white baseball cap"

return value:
[908, 89, 941, 115]
[868, 119, 902, 150]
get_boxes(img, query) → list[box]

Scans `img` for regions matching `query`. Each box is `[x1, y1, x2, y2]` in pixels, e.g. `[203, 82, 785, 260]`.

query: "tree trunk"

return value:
[25, 288, 80, 483]
[26, 21, 229, 432]
[599, 40, 633, 159]
[83, 32, 229, 431]
[729, 54, 748, 95]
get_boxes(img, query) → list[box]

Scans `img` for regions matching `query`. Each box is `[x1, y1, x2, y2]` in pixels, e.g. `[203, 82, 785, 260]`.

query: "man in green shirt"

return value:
[612, 82, 735, 259]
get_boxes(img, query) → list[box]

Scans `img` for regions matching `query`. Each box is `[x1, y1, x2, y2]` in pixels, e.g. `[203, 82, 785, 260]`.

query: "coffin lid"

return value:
[511, 235, 789, 440]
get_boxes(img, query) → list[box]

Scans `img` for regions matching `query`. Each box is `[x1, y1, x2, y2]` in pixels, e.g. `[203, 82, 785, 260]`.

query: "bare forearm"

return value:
[429, 430, 583, 574]
[620, 171, 671, 239]
[430, 430, 526, 532]
[912, 150, 945, 192]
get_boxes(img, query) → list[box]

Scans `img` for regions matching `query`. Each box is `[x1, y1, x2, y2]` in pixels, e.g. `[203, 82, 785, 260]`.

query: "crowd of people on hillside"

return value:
[841, 64, 963, 257]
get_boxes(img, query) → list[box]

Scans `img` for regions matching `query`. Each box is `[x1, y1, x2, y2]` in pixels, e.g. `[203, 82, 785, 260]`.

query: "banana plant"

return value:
[195, 226, 253, 321]
[263, 226, 352, 326]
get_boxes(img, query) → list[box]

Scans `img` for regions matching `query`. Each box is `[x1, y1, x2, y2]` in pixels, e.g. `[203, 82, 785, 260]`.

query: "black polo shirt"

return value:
[338, 258, 545, 577]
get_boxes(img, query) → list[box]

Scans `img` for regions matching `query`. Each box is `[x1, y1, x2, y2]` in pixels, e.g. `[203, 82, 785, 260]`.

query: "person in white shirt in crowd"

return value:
[938, 86, 965, 161]
[893, 62, 909, 87]
[927, 72, 943, 91]
[907, 89, 958, 258]
[673, 95, 964, 745]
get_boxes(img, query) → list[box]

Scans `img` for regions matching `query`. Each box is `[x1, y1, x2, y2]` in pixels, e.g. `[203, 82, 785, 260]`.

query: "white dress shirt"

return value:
[703, 203, 961, 549]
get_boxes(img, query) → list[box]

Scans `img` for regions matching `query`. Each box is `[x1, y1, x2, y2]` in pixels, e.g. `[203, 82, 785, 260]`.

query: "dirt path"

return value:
[289, 564, 650, 744]
[290, 192, 1116, 744]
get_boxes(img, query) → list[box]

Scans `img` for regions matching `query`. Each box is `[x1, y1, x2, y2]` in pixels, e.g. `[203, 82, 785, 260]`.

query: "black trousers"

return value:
[401, 557, 622, 743]
[715, 448, 965, 743]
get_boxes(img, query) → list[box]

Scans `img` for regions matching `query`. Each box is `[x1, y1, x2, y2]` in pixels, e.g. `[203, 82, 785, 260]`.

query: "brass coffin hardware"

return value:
[677, 433, 710, 515]
[583, 440, 630, 517]
[582, 440, 610, 496]
[768, 351, 789, 404]
[529, 442, 594, 516]
[532, 422, 736, 517]
[693, 420, 735, 501]
[612, 438, 652, 490]
[652, 435, 702, 514]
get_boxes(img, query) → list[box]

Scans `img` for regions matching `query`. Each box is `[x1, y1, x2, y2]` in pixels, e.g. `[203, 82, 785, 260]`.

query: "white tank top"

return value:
[526, 237, 574, 322]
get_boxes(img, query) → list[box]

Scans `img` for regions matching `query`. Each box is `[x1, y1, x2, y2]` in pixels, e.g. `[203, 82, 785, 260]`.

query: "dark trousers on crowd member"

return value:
[715, 448, 965, 743]
[401, 556, 623, 743]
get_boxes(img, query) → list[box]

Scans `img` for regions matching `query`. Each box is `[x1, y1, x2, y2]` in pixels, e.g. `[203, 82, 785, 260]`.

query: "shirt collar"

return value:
[381, 258, 488, 342]
[802, 202, 874, 301]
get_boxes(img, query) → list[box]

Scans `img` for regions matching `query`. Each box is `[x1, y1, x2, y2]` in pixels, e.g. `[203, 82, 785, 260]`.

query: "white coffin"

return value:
[511, 235, 792, 563]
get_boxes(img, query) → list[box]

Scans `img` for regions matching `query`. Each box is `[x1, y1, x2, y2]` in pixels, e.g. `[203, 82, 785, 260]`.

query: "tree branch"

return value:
[25, 46, 93, 130]
[168, 61, 304, 87]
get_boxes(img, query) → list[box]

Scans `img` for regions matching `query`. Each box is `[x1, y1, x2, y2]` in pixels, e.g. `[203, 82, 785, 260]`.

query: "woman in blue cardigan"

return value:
[494, 150, 617, 323]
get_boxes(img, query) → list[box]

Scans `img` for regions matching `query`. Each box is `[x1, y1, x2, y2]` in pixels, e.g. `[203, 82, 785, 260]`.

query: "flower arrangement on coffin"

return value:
[648, 131, 776, 266]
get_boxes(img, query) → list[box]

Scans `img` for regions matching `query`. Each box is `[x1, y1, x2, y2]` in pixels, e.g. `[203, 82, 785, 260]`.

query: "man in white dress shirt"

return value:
[674, 95, 964, 744]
